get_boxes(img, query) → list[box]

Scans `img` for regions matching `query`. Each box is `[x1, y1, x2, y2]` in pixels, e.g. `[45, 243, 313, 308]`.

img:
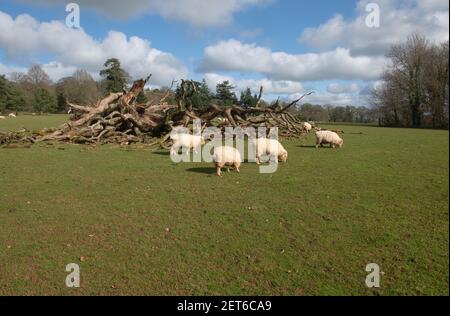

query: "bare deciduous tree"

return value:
[371, 34, 449, 128]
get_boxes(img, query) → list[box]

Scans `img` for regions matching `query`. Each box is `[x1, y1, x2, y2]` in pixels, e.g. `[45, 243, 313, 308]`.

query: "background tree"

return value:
[56, 69, 101, 107]
[8, 65, 55, 113]
[99, 58, 130, 94]
[0, 75, 26, 113]
[176, 79, 212, 109]
[371, 34, 449, 128]
[56, 92, 68, 113]
[33, 88, 57, 114]
[239, 87, 259, 108]
[423, 41, 449, 128]
[298, 103, 329, 122]
[25, 65, 53, 94]
[216, 80, 237, 106]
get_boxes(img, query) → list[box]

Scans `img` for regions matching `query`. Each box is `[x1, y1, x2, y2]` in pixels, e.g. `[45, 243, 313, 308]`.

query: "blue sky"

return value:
[0, 0, 448, 105]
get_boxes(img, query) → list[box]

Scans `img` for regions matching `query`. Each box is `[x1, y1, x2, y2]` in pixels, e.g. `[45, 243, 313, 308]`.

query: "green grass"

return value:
[0, 117, 448, 295]
[0, 114, 69, 132]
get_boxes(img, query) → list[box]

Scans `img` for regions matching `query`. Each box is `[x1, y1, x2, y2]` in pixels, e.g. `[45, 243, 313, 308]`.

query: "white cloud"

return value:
[0, 63, 27, 76]
[0, 61, 87, 82]
[327, 83, 360, 94]
[0, 11, 188, 85]
[359, 80, 384, 96]
[41, 62, 78, 82]
[19, 0, 272, 27]
[198, 39, 387, 81]
[204, 73, 304, 95]
[299, 0, 449, 56]
[289, 91, 367, 107]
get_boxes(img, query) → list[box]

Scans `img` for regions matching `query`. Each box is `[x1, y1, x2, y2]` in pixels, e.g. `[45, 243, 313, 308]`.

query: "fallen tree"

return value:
[0, 75, 314, 148]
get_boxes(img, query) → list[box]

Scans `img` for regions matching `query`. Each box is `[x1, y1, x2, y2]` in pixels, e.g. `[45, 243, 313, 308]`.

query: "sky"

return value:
[0, 0, 448, 106]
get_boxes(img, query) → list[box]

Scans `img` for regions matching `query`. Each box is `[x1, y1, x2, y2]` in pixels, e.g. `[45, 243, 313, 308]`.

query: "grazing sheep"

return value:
[302, 122, 313, 133]
[0, 116, 5, 120]
[253, 138, 288, 164]
[213, 146, 242, 177]
[8, 113, 16, 118]
[315, 130, 344, 148]
[170, 133, 205, 156]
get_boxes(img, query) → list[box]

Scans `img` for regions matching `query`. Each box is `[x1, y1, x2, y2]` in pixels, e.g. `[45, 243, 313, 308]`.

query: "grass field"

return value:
[0, 114, 448, 295]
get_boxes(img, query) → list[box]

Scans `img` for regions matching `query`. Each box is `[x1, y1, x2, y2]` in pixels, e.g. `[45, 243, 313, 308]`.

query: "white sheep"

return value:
[315, 130, 344, 148]
[253, 138, 288, 164]
[8, 113, 16, 118]
[170, 133, 205, 156]
[0, 116, 5, 120]
[213, 146, 242, 177]
[302, 122, 312, 133]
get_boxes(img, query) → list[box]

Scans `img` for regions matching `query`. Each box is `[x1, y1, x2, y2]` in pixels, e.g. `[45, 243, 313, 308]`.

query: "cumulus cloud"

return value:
[204, 73, 304, 95]
[19, 0, 272, 27]
[1, 61, 88, 82]
[359, 80, 384, 96]
[0, 11, 188, 85]
[327, 83, 360, 94]
[198, 39, 387, 81]
[289, 91, 367, 107]
[299, 0, 449, 56]
[0, 63, 27, 76]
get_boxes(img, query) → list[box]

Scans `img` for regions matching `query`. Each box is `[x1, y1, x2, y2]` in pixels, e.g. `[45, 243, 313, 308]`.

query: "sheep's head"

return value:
[279, 151, 288, 162]
[338, 139, 344, 148]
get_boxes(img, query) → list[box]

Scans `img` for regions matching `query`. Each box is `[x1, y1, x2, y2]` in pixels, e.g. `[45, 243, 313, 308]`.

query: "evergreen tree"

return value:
[56, 92, 68, 113]
[0, 75, 26, 112]
[99, 58, 130, 93]
[176, 79, 212, 109]
[216, 80, 237, 106]
[34, 88, 57, 113]
[239, 87, 258, 108]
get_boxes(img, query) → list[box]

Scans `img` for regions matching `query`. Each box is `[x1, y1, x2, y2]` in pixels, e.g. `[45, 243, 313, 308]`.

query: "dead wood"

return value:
[0, 76, 313, 148]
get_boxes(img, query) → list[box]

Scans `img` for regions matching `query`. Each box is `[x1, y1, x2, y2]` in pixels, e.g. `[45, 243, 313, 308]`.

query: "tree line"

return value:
[371, 34, 449, 128]
[0, 58, 263, 115]
[0, 62, 380, 124]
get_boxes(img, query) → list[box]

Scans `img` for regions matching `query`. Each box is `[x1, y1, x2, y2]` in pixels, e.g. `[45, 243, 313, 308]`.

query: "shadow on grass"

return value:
[152, 151, 170, 156]
[298, 145, 318, 149]
[186, 167, 216, 175]
[298, 145, 338, 149]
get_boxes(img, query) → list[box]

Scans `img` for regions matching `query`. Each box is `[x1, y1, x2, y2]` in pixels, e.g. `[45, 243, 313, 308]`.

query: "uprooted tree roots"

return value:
[0, 75, 314, 148]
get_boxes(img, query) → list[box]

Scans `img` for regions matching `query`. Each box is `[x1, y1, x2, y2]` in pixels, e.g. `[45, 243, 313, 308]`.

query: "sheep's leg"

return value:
[235, 163, 241, 173]
[170, 144, 179, 156]
[216, 166, 222, 177]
